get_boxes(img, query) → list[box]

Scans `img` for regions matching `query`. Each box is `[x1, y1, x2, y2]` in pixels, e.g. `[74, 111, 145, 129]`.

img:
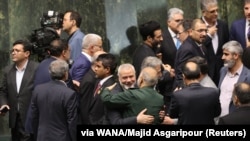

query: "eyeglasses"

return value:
[10, 49, 25, 53]
[192, 29, 208, 33]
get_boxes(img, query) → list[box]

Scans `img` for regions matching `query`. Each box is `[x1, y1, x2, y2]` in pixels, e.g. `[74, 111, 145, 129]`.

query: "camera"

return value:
[30, 10, 63, 62]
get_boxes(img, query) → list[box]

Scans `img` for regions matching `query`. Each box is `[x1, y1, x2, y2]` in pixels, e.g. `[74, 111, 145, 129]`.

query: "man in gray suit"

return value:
[218, 40, 250, 118]
[0, 39, 39, 141]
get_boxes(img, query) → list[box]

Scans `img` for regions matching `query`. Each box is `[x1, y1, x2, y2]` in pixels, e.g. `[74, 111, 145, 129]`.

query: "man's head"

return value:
[94, 53, 117, 79]
[233, 82, 250, 106]
[167, 8, 184, 34]
[187, 56, 209, 75]
[244, 0, 250, 21]
[82, 33, 103, 57]
[137, 67, 158, 88]
[139, 20, 163, 48]
[49, 39, 70, 62]
[117, 63, 136, 89]
[62, 10, 82, 34]
[200, 0, 218, 24]
[189, 19, 207, 44]
[141, 56, 163, 79]
[222, 40, 243, 68]
[11, 39, 32, 63]
[182, 61, 201, 85]
[49, 59, 69, 81]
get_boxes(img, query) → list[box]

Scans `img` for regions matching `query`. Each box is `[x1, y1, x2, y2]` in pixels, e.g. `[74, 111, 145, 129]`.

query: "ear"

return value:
[233, 95, 240, 106]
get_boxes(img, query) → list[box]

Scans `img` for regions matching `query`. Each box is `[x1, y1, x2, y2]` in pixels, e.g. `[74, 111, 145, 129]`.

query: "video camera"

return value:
[30, 10, 63, 61]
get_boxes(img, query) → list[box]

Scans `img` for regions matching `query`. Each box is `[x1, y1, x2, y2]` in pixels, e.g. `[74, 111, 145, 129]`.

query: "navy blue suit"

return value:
[69, 53, 91, 82]
[230, 18, 247, 48]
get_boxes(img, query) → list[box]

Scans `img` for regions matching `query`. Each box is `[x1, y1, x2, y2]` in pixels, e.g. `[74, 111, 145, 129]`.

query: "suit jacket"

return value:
[132, 43, 156, 78]
[169, 83, 221, 125]
[101, 86, 164, 124]
[70, 53, 91, 82]
[218, 65, 250, 113]
[218, 106, 250, 125]
[106, 83, 137, 124]
[88, 76, 116, 124]
[230, 18, 247, 48]
[31, 80, 77, 141]
[174, 37, 207, 87]
[68, 29, 85, 61]
[161, 27, 178, 67]
[203, 19, 229, 86]
[78, 68, 98, 124]
[0, 60, 38, 128]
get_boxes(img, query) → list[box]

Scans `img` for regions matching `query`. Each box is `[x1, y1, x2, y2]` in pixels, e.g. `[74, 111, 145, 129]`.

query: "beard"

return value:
[224, 59, 236, 68]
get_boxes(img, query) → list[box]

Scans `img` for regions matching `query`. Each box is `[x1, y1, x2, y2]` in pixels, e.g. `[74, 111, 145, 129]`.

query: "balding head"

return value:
[233, 82, 250, 106]
[182, 61, 201, 80]
[137, 67, 158, 88]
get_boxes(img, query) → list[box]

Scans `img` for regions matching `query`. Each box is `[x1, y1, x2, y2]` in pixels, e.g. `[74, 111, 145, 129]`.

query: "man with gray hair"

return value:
[218, 40, 250, 119]
[31, 60, 77, 141]
[69, 33, 103, 87]
[200, 0, 229, 86]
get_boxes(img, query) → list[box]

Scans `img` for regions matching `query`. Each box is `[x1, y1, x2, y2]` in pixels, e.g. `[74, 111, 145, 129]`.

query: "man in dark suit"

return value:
[174, 19, 208, 88]
[31, 60, 77, 141]
[169, 61, 221, 125]
[200, 0, 229, 86]
[132, 20, 163, 78]
[78, 50, 106, 124]
[0, 39, 39, 141]
[218, 41, 250, 119]
[101, 67, 164, 125]
[218, 82, 250, 125]
[70, 33, 103, 88]
[24, 38, 73, 136]
[88, 53, 117, 124]
[106, 63, 155, 124]
[230, 0, 250, 48]
[161, 7, 184, 67]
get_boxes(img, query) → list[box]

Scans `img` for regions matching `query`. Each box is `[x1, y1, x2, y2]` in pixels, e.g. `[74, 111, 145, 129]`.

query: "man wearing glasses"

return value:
[0, 39, 39, 141]
[200, 0, 229, 86]
[174, 19, 208, 89]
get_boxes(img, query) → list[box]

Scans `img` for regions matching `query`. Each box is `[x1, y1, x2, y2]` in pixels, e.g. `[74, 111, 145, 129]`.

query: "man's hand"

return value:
[0, 105, 10, 116]
[136, 108, 154, 124]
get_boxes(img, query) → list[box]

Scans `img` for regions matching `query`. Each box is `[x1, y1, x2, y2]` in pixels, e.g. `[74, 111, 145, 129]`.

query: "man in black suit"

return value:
[169, 61, 221, 125]
[132, 20, 163, 78]
[218, 82, 250, 125]
[88, 53, 117, 124]
[200, 0, 229, 86]
[106, 63, 155, 124]
[174, 19, 208, 88]
[78, 50, 106, 124]
[31, 60, 77, 141]
[161, 7, 184, 67]
[0, 39, 38, 141]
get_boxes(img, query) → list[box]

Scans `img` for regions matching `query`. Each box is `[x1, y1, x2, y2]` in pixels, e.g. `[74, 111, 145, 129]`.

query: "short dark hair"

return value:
[96, 53, 117, 74]
[64, 10, 82, 27]
[13, 39, 32, 53]
[139, 20, 161, 41]
[182, 61, 201, 80]
[49, 39, 69, 57]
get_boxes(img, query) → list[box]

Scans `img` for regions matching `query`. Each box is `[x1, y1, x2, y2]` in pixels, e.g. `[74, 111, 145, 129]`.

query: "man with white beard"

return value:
[218, 40, 250, 122]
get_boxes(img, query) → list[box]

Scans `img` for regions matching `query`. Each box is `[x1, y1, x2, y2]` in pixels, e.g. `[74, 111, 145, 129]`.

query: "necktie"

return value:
[247, 24, 250, 41]
[175, 37, 181, 49]
[94, 83, 102, 96]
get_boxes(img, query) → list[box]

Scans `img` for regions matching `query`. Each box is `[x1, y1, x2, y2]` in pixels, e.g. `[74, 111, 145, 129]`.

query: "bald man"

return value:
[100, 67, 164, 124]
[169, 61, 221, 124]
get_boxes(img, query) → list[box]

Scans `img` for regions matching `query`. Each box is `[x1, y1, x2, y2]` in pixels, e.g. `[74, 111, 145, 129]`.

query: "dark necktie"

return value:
[247, 23, 250, 41]
[94, 83, 102, 96]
